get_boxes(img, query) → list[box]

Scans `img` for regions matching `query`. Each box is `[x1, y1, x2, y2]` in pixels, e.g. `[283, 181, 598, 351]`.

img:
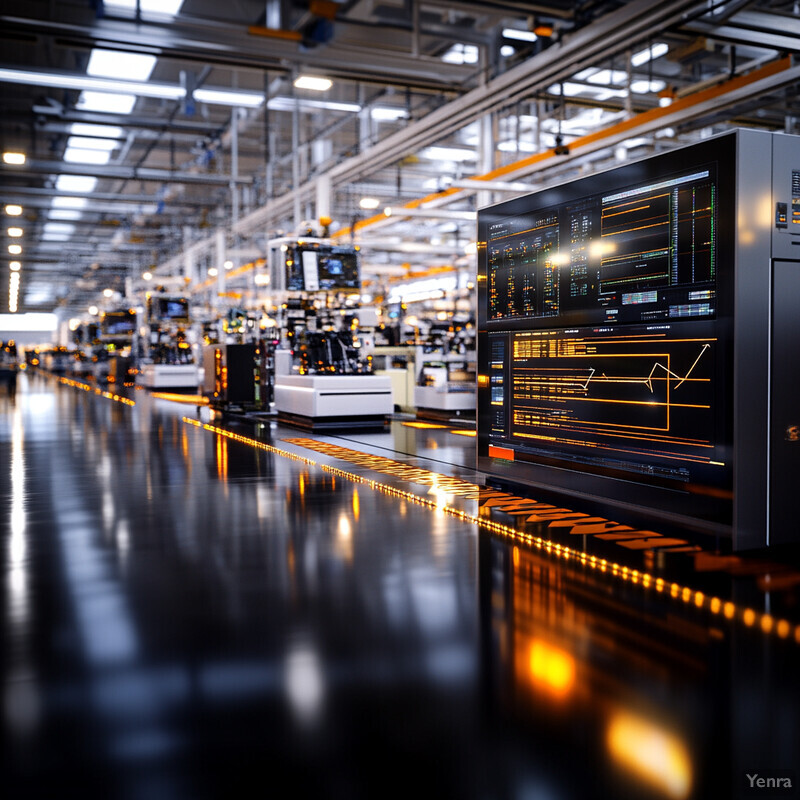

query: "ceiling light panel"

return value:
[52, 196, 89, 208]
[48, 209, 83, 221]
[63, 147, 112, 165]
[631, 42, 669, 67]
[55, 176, 98, 193]
[87, 49, 157, 82]
[293, 76, 333, 91]
[70, 123, 125, 139]
[106, 0, 184, 15]
[77, 91, 138, 114]
[193, 88, 264, 107]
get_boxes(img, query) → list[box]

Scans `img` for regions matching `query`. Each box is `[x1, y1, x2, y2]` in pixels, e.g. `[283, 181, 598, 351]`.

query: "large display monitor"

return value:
[100, 309, 137, 339]
[148, 295, 190, 324]
[477, 134, 736, 534]
[285, 243, 360, 291]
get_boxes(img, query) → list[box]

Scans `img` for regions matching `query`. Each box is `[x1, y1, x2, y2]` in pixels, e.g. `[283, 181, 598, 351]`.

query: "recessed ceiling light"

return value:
[52, 196, 89, 209]
[359, 197, 381, 210]
[87, 49, 157, 82]
[55, 176, 98, 193]
[294, 75, 333, 91]
[77, 91, 138, 115]
[2, 152, 25, 165]
[106, 0, 184, 15]
[8, 245, 22, 255]
[70, 123, 125, 139]
[9, 261, 21, 271]
[193, 88, 264, 108]
[502, 28, 538, 42]
[5, 204, 23, 216]
[7, 227, 23, 237]
[63, 147, 112, 165]
[631, 42, 669, 68]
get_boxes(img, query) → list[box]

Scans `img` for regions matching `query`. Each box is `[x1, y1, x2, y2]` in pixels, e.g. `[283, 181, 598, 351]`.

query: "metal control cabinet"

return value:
[476, 129, 800, 550]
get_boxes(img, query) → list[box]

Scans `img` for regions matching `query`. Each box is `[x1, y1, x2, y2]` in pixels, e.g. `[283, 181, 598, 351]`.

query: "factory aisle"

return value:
[2, 373, 799, 800]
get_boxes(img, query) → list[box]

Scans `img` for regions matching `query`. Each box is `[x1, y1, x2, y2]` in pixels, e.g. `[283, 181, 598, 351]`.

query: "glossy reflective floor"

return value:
[3, 373, 799, 800]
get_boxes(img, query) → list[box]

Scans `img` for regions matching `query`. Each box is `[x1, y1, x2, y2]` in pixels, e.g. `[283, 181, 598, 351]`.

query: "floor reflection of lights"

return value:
[184, 419, 800, 646]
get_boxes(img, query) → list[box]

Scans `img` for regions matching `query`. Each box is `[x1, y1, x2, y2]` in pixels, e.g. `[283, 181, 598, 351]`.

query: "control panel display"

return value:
[477, 135, 735, 524]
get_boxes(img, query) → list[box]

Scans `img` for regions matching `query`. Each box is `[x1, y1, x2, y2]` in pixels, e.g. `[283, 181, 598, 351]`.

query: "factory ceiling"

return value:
[1, 0, 800, 315]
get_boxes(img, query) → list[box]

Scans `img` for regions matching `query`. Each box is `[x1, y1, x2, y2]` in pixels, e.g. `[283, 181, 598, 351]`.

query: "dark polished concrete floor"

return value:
[2, 372, 799, 800]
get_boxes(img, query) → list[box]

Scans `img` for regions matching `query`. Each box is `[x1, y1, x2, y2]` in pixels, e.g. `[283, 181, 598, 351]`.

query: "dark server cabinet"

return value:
[476, 129, 800, 550]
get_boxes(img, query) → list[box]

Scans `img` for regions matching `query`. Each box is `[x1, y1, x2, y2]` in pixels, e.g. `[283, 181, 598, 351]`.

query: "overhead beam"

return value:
[0, 13, 476, 92]
[2, 159, 253, 186]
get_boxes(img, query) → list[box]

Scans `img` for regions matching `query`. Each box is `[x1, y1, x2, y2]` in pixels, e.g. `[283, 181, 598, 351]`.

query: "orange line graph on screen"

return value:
[562, 342, 710, 394]
[509, 335, 718, 463]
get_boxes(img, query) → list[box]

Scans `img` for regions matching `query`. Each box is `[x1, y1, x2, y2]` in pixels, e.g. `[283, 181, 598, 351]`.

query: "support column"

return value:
[183, 226, 194, 286]
[215, 229, 226, 316]
[317, 174, 331, 233]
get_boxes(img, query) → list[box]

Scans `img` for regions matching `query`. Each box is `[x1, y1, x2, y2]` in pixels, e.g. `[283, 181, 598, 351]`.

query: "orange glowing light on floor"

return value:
[529, 639, 575, 699]
[449, 429, 477, 437]
[400, 421, 447, 429]
[607, 711, 692, 799]
[151, 392, 208, 404]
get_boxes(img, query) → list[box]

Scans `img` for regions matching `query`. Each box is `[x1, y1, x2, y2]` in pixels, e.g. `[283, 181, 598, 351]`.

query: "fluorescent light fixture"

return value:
[106, 0, 184, 15]
[5, 204, 22, 216]
[9, 261, 21, 271]
[48, 209, 83, 221]
[370, 106, 407, 121]
[359, 197, 381, 210]
[207, 267, 218, 277]
[193, 88, 264, 108]
[8, 245, 22, 255]
[631, 42, 669, 67]
[548, 81, 627, 100]
[3, 152, 25, 165]
[63, 147, 112, 165]
[420, 145, 476, 162]
[89, 305, 99, 315]
[630, 79, 667, 94]
[383, 206, 476, 221]
[87, 49, 157, 82]
[0, 69, 181, 101]
[7, 227, 23, 237]
[55, 175, 98, 193]
[70, 123, 125, 139]
[585, 69, 627, 86]
[267, 96, 360, 114]
[441, 44, 479, 65]
[500, 45, 515, 57]
[103, 288, 114, 297]
[52, 195, 89, 208]
[497, 140, 537, 153]
[43, 223, 76, 235]
[142, 271, 153, 280]
[224, 260, 234, 270]
[622, 137, 650, 149]
[293, 75, 333, 91]
[502, 28, 538, 42]
[77, 90, 138, 114]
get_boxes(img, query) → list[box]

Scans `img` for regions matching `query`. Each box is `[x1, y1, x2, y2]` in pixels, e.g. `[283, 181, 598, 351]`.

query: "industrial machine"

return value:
[138, 293, 199, 390]
[272, 240, 392, 430]
[476, 129, 800, 550]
